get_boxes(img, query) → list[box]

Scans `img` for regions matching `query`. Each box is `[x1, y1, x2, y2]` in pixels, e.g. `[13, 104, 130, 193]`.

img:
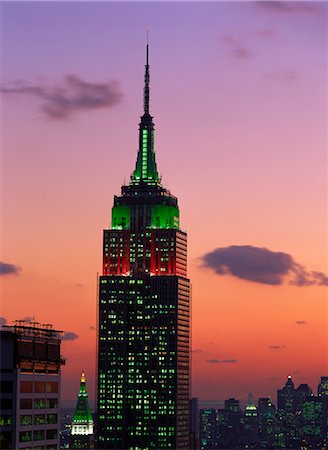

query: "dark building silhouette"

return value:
[96, 44, 191, 449]
[258, 398, 276, 448]
[276, 375, 297, 447]
[278, 375, 295, 413]
[69, 372, 94, 449]
[242, 395, 259, 447]
[218, 399, 242, 447]
[190, 398, 200, 449]
[318, 376, 328, 440]
[200, 409, 218, 449]
[318, 376, 328, 397]
[301, 396, 323, 444]
[0, 321, 64, 450]
[294, 384, 312, 413]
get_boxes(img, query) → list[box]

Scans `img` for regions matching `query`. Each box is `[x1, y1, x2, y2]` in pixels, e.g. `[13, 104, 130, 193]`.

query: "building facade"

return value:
[0, 321, 64, 450]
[96, 45, 191, 449]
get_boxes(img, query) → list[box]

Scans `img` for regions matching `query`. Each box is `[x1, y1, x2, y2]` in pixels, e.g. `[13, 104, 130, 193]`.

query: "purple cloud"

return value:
[1, 75, 123, 119]
[0, 317, 7, 327]
[62, 331, 79, 341]
[255, 1, 322, 14]
[269, 345, 285, 350]
[220, 34, 252, 59]
[19, 316, 35, 323]
[202, 245, 328, 287]
[265, 67, 299, 82]
[0, 261, 21, 276]
[295, 320, 307, 325]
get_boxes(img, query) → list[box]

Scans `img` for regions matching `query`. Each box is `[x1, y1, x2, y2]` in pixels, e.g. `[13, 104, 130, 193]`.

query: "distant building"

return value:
[294, 384, 312, 413]
[190, 398, 200, 448]
[318, 376, 328, 439]
[243, 394, 259, 447]
[318, 376, 328, 397]
[276, 375, 297, 447]
[0, 321, 64, 450]
[218, 399, 242, 448]
[278, 375, 295, 413]
[224, 398, 240, 413]
[258, 398, 276, 448]
[199, 409, 218, 449]
[301, 396, 323, 444]
[69, 372, 94, 449]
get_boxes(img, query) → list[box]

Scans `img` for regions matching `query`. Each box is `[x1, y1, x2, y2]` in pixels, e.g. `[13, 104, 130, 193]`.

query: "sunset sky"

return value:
[1, 1, 327, 406]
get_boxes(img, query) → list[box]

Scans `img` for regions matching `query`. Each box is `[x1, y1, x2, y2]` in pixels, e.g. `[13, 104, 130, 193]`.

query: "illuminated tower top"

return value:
[131, 43, 159, 185]
[71, 372, 94, 436]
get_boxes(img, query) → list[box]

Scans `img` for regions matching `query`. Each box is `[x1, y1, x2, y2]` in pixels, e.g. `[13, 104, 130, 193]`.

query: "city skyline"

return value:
[1, 1, 327, 404]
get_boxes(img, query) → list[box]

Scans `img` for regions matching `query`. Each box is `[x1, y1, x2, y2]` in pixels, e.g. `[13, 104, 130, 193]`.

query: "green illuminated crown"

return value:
[72, 372, 93, 424]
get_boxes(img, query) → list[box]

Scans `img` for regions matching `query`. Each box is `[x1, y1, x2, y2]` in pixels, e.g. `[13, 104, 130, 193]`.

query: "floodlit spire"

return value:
[131, 39, 159, 185]
[70, 372, 94, 442]
[144, 36, 150, 115]
[72, 372, 93, 424]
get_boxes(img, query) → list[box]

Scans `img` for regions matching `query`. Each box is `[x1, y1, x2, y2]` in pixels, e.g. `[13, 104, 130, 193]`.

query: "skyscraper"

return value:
[70, 372, 94, 449]
[0, 321, 64, 450]
[96, 45, 191, 449]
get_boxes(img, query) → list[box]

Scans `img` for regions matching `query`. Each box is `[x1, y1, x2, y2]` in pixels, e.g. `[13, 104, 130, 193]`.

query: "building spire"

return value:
[131, 40, 159, 185]
[144, 34, 150, 115]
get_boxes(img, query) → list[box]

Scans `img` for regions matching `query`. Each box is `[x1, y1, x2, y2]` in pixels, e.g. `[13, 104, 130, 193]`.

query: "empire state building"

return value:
[96, 45, 191, 449]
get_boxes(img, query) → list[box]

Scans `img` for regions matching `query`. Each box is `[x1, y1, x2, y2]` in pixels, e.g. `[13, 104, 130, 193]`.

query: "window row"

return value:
[20, 398, 58, 410]
[19, 429, 57, 443]
[20, 381, 58, 394]
[20, 413, 57, 426]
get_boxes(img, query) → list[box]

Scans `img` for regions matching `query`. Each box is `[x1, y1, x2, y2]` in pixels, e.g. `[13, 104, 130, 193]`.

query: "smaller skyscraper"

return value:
[70, 372, 94, 449]
[318, 376, 328, 439]
[301, 396, 323, 445]
[243, 394, 259, 447]
[0, 321, 64, 450]
[277, 375, 297, 447]
[199, 409, 218, 449]
[218, 399, 242, 448]
[258, 398, 276, 448]
[318, 376, 328, 397]
[190, 397, 199, 449]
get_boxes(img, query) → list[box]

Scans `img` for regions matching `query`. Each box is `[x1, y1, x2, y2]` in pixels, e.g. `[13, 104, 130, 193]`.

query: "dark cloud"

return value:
[0, 261, 21, 276]
[265, 68, 299, 82]
[295, 320, 307, 325]
[89, 326, 96, 331]
[291, 265, 328, 287]
[20, 316, 35, 323]
[255, 1, 322, 14]
[202, 245, 328, 287]
[74, 283, 84, 288]
[62, 331, 79, 341]
[192, 349, 203, 353]
[269, 345, 285, 350]
[1, 75, 123, 119]
[220, 35, 252, 59]
[206, 359, 238, 364]
[0, 317, 7, 327]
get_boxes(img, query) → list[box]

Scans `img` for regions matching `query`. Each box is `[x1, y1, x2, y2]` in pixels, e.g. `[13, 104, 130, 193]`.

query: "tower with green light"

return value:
[96, 45, 191, 449]
[70, 372, 94, 449]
